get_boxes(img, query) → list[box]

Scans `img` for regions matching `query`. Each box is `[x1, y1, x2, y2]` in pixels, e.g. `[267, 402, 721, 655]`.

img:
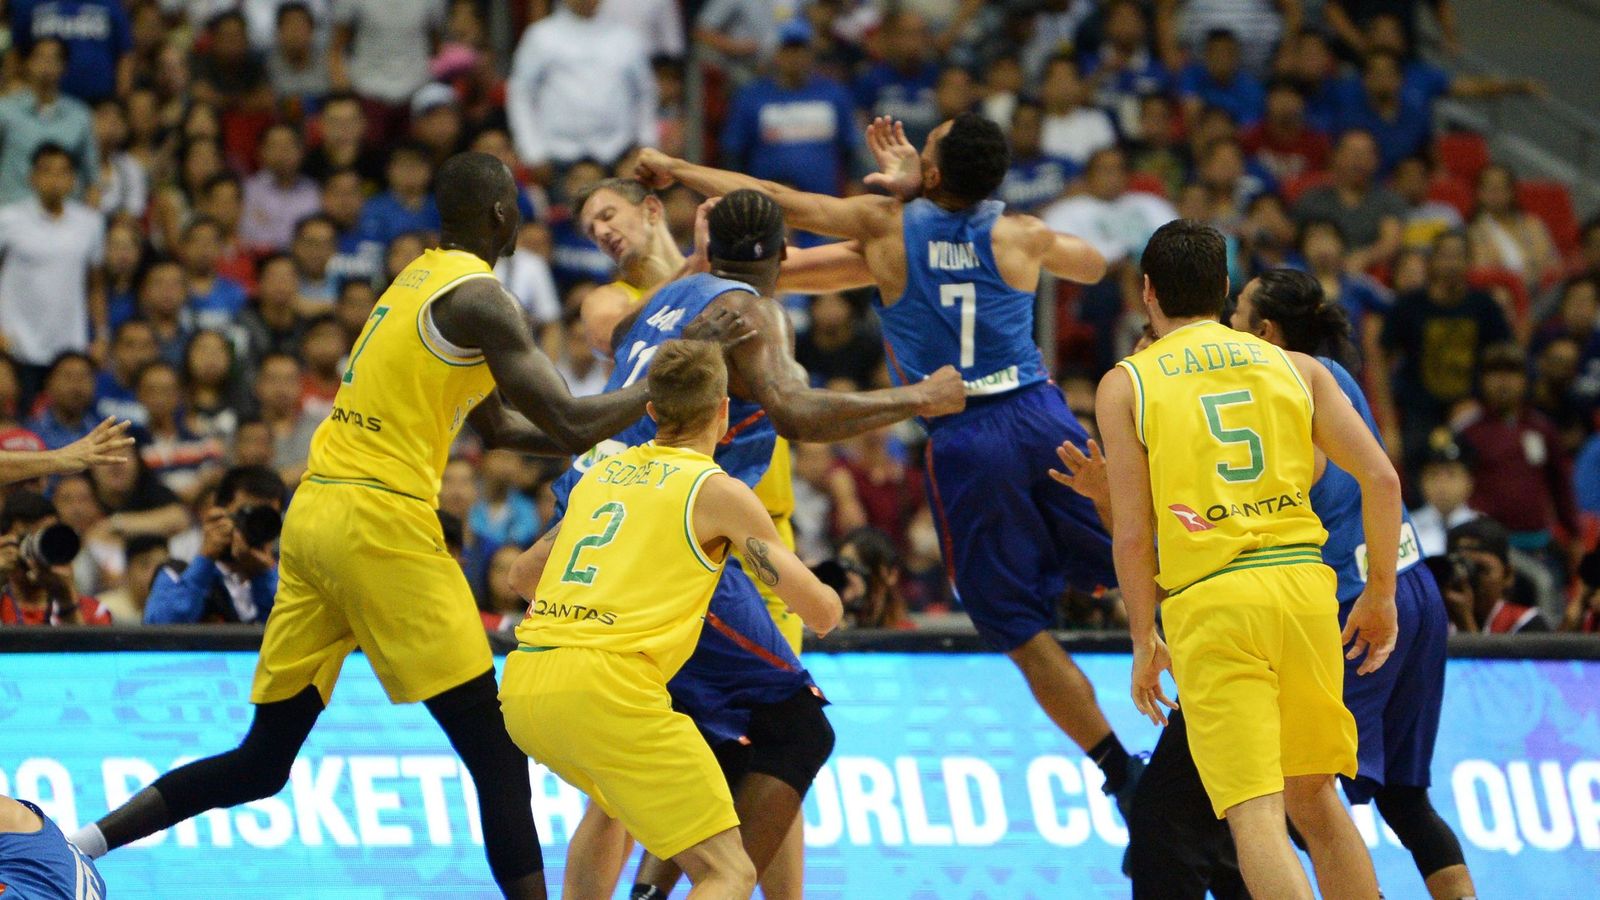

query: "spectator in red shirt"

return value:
[1241, 78, 1330, 184]
[295, 315, 350, 421]
[0, 491, 111, 626]
[1443, 517, 1552, 634]
[1456, 342, 1580, 615]
[826, 424, 926, 557]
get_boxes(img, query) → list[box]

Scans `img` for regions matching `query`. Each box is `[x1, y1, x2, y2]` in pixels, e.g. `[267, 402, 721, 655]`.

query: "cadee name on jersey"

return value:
[928, 240, 980, 270]
[1155, 341, 1272, 377]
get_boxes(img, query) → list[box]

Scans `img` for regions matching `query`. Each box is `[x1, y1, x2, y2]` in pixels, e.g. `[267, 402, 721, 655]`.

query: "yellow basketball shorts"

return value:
[251, 479, 494, 706]
[1162, 561, 1358, 818]
[499, 646, 739, 860]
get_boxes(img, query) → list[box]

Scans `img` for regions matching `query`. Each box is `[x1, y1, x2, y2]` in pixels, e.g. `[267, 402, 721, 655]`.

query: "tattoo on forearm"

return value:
[745, 537, 779, 586]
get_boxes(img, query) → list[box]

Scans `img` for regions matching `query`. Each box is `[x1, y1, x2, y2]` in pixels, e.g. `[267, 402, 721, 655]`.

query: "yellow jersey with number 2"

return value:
[517, 443, 728, 680]
[307, 248, 500, 504]
[1118, 320, 1327, 594]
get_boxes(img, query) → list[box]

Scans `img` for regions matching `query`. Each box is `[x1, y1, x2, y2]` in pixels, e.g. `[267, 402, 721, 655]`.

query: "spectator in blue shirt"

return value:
[722, 20, 857, 198]
[1284, 28, 1342, 133]
[998, 101, 1079, 214]
[145, 465, 284, 624]
[1362, 12, 1538, 109]
[95, 319, 159, 427]
[355, 142, 441, 250]
[1082, 0, 1170, 134]
[180, 217, 249, 335]
[1295, 217, 1394, 368]
[26, 352, 99, 449]
[1336, 51, 1431, 177]
[1178, 29, 1266, 128]
[318, 168, 382, 288]
[9, 0, 131, 103]
[854, 9, 941, 148]
[469, 449, 540, 550]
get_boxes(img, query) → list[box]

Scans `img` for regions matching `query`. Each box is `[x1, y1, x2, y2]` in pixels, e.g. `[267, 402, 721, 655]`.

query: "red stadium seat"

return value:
[1426, 177, 1475, 220]
[1436, 132, 1490, 183]
[1281, 170, 1332, 205]
[1127, 171, 1169, 199]
[1519, 179, 1581, 258]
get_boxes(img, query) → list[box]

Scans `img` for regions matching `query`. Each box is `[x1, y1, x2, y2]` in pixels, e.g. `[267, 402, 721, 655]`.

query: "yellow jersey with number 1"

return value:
[1118, 320, 1327, 594]
[517, 443, 728, 679]
[306, 248, 500, 504]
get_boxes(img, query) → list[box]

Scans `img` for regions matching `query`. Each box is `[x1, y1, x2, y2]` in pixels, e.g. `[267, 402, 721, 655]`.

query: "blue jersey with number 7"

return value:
[874, 198, 1049, 409]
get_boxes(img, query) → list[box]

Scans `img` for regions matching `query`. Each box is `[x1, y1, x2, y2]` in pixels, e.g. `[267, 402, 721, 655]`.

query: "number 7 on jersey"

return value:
[940, 283, 977, 368]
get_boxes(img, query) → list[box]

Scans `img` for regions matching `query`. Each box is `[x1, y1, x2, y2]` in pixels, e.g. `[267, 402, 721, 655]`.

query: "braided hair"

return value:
[1248, 268, 1355, 366]
[707, 189, 785, 262]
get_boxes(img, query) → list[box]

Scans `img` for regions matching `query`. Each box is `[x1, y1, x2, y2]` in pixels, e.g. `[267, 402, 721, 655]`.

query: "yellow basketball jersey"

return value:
[609, 279, 645, 304]
[1119, 320, 1327, 594]
[306, 248, 499, 504]
[517, 443, 728, 678]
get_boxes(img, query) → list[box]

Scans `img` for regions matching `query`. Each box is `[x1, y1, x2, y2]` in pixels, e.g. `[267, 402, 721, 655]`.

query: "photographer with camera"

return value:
[144, 466, 286, 625]
[0, 492, 111, 626]
[814, 527, 913, 631]
[1439, 518, 1552, 634]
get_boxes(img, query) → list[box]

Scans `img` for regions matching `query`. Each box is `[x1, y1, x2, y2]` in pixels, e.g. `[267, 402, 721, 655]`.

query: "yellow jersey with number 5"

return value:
[518, 443, 728, 678]
[1118, 320, 1327, 594]
[305, 248, 500, 504]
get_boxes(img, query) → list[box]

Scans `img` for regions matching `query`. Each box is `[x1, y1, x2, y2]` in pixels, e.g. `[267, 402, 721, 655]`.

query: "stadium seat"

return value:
[1436, 132, 1491, 183]
[1127, 171, 1170, 198]
[1519, 179, 1581, 258]
[1280, 170, 1332, 205]
[1426, 177, 1475, 220]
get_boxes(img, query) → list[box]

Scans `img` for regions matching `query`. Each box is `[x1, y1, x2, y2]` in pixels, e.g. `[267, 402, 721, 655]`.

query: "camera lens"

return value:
[22, 524, 81, 567]
[233, 505, 283, 548]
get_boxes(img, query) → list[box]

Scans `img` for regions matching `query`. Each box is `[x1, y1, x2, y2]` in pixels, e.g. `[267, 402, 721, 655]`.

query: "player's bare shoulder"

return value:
[430, 276, 522, 351]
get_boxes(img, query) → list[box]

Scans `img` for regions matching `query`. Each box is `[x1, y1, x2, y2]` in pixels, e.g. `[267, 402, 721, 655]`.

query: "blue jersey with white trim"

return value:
[0, 799, 106, 900]
[874, 198, 1048, 404]
[1309, 357, 1422, 602]
[553, 273, 771, 517]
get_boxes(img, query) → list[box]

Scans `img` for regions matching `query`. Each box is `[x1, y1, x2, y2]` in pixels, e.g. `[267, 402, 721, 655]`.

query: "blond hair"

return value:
[647, 340, 728, 433]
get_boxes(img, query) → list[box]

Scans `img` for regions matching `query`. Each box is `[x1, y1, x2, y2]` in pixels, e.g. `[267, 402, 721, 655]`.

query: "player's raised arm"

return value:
[716, 292, 965, 440]
[775, 241, 876, 294]
[636, 148, 894, 242]
[1293, 351, 1402, 674]
[1010, 214, 1109, 285]
[694, 473, 842, 637]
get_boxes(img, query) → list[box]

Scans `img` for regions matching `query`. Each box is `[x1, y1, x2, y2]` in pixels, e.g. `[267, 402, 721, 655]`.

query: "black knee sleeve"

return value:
[153, 687, 322, 824]
[425, 670, 543, 890]
[742, 689, 835, 797]
[1375, 786, 1466, 878]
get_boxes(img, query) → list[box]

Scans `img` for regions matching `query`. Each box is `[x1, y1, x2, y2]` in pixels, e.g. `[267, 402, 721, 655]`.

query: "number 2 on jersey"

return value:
[1201, 390, 1265, 483]
[940, 283, 976, 368]
[561, 501, 627, 585]
[342, 305, 391, 384]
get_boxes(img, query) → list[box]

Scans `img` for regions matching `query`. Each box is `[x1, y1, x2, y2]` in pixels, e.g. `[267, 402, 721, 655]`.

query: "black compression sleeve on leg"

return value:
[424, 669, 544, 897]
[1374, 786, 1467, 878]
[99, 687, 324, 850]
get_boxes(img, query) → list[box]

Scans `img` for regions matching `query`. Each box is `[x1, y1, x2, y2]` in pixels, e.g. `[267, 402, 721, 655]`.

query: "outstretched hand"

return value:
[59, 417, 135, 474]
[1048, 439, 1109, 507]
[862, 117, 922, 202]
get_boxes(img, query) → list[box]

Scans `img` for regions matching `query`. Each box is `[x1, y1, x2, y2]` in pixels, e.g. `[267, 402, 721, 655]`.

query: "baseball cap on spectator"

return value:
[411, 83, 457, 119]
[778, 19, 814, 47]
[1447, 517, 1510, 565]
[430, 44, 481, 81]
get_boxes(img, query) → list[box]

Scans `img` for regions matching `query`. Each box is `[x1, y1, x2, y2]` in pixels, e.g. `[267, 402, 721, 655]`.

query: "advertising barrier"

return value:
[0, 640, 1595, 898]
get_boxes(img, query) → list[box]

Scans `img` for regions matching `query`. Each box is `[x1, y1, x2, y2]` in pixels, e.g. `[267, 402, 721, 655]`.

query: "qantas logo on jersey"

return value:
[1168, 505, 1215, 532]
[1203, 491, 1307, 522]
[928, 241, 980, 270]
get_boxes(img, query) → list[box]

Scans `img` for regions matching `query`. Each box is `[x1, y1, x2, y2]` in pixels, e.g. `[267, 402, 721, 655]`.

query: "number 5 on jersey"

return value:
[561, 502, 627, 585]
[1201, 390, 1265, 483]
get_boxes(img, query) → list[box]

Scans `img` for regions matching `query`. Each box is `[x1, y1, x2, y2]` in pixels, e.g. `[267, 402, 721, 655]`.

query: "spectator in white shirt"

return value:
[507, 0, 657, 175]
[1041, 147, 1178, 266]
[0, 144, 108, 402]
[598, 0, 686, 59]
[494, 222, 562, 330]
[1037, 55, 1118, 166]
[1412, 442, 1481, 558]
[327, 0, 444, 143]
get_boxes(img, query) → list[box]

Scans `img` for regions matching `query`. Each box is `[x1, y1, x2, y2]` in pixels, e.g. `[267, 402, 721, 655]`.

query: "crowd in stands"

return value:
[0, 0, 1595, 637]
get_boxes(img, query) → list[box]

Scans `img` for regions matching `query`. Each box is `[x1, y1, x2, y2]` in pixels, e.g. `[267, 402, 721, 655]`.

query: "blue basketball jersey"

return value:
[1309, 357, 1423, 602]
[0, 800, 106, 900]
[874, 198, 1049, 405]
[552, 273, 773, 516]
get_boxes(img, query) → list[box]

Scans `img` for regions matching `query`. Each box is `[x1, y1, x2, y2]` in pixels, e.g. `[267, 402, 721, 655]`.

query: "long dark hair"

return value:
[1248, 269, 1355, 367]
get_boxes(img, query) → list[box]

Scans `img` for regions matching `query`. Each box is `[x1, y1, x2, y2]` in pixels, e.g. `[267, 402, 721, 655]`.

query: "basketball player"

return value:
[501, 338, 844, 900]
[1098, 220, 1398, 900]
[1, 795, 105, 900]
[634, 115, 1152, 808]
[70, 153, 748, 900]
[554, 190, 965, 900]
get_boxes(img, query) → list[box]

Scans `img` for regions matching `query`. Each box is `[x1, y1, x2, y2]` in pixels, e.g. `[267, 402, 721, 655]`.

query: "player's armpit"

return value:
[693, 474, 842, 636]
[430, 277, 648, 453]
